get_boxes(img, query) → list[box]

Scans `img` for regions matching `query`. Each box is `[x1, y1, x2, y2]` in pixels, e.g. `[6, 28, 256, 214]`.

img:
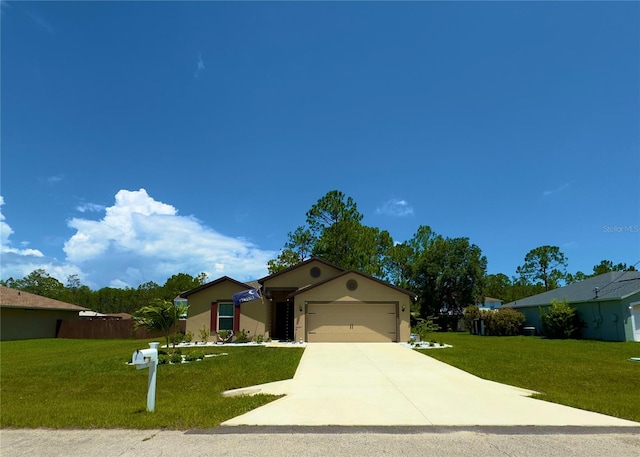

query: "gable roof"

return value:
[258, 257, 345, 284]
[503, 270, 640, 308]
[0, 286, 89, 312]
[180, 276, 253, 298]
[288, 269, 417, 299]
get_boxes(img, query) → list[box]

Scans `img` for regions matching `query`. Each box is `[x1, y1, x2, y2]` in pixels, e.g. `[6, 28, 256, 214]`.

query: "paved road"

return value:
[223, 343, 640, 426]
[3, 427, 640, 457]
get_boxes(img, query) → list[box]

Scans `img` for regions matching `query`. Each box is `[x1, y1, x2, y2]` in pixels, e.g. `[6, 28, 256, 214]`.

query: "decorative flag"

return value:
[232, 288, 261, 306]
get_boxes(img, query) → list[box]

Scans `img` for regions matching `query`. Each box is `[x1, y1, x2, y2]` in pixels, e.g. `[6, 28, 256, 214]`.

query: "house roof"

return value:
[0, 286, 89, 312]
[503, 271, 640, 308]
[179, 276, 253, 298]
[288, 269, 417, 299]
[258, 257, 345, 284]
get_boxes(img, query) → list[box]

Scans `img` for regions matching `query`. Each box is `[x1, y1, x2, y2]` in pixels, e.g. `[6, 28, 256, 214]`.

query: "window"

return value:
[218, 303, 234, 331]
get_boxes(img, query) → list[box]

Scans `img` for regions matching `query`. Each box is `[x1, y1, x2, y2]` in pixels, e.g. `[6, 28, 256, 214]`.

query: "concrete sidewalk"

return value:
[222, 343, 640, 427]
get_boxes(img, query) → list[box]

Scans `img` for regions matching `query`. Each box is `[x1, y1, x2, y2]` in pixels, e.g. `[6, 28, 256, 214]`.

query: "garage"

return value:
[306, 303, 397, 343]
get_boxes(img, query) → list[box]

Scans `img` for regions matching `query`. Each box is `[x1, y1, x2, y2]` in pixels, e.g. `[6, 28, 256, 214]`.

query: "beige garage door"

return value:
[307, 303, 397, 342]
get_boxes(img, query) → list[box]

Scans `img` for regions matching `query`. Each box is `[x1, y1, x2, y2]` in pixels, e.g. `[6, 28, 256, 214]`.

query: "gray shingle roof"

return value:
[503, 271, 640, 308]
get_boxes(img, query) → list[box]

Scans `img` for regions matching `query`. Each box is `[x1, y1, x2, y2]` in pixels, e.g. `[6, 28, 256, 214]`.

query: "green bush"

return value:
[158, 354, 169, 365]
[170, 332, 185, 345]
[463, 305, 481, 331]
[540, 299, 581, 339]
[483, 308, 525, 336]
[413, 317, 440, 342]
[255, 334, 264, 344]
[234, 329, 249, 343]
[184, 351, 205, 362]
[170, 353, 183, 364]
[184, 331, 194, 343]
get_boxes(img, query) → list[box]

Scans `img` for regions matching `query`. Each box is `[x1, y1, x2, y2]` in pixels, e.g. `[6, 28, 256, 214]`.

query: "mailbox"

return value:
[132, 348, 158, 369]
[130, 342, 159, 412]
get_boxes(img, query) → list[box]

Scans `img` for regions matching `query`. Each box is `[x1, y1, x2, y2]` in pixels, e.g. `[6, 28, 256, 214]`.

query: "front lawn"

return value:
[420, 333, 640, 422]
[0, 339, 303, 429]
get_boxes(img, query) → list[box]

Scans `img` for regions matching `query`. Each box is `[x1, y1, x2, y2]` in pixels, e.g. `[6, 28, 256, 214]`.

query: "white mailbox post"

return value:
[131, 342, 159, 412]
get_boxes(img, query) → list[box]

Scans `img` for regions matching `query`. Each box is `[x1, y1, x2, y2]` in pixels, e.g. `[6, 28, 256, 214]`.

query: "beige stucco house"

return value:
[0, 285, 89, 341]
[182, 258, 414, 343]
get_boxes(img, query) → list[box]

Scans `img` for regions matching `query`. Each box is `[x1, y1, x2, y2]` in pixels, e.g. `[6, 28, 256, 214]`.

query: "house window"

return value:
[218, 303, 234, 331]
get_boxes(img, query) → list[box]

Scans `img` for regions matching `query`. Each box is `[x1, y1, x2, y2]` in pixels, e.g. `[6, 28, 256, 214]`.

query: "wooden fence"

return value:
[56, 319, 186, 340]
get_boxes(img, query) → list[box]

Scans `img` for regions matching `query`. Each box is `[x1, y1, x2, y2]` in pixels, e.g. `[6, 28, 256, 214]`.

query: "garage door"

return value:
[306, 303, 397, 342]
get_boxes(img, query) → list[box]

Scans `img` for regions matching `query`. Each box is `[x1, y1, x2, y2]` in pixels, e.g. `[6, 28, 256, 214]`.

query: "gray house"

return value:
[502, 271, 640, 342]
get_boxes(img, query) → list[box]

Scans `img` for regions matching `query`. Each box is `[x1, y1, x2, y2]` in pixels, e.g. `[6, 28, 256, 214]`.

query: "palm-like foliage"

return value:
[133, 299, 188, 349]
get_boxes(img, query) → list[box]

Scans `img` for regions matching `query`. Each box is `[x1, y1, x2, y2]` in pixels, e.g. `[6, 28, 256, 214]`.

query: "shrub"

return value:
[234, 329, 249, 343]
[199, 326, 209, 342]
[255, 334, 264, 344]
[158, 354, 169, 365]
[184, 331, 194, 343]
[483, 308, 525, 336]
[170, 353, 183, 364]
[540, 299, 581, 339]
[413, 317, 440, 342]
[170, 332, 185, 346]
[463, 305, 481, 331]
[184, 351, 205, 362]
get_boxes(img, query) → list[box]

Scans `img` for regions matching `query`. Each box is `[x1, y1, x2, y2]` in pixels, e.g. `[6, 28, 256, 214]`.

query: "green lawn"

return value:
[0, 339, 303, 429]
[420, 333, 640, 423]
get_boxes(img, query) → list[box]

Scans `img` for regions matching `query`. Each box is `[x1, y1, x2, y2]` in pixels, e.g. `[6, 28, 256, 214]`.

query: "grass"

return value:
[0, 339, 303, 429]
[419, 332, 640, 423]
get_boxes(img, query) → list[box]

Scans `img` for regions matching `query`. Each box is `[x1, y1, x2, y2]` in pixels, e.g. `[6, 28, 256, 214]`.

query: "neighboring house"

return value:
[181, 257, 415, 343]
[478, 297, 503, 311]
[0, 286, 89, 341]
[502, 271, 640, 342]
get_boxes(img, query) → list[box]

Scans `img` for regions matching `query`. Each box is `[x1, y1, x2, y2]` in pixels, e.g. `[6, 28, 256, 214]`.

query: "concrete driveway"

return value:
[222, 343, 639, 427]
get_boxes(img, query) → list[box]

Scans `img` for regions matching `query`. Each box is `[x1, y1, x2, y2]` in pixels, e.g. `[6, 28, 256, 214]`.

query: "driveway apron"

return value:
[221, 343, 639, 427]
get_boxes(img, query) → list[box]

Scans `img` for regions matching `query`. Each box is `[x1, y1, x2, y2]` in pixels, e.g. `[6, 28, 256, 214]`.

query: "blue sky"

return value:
[1, 1, 638, 289]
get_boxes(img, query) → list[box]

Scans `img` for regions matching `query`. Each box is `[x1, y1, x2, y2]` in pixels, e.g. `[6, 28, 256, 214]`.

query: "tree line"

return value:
[1, 271, 207, 315]
[266, 190, 635, 317]
[2, 190, 635, 317]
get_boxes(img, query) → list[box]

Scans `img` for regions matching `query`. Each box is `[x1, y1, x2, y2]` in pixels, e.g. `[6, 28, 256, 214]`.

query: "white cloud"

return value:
[375, 199, 415, 217]
[46, 174, 64, 184]
[194, 52, 205, 78]
[0, 196, 44, 258]
[543, 182, 571, 197]
[76, 203, 105, 213]
[0, 196, 84, 282]
[63, 189, 275, 288]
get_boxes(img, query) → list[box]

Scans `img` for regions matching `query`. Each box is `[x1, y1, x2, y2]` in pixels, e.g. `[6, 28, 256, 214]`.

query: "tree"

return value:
[384, 242, 414, 289]
[406, 229, 487, 317]
[592, 260, 634, 275]
[482, 273, 511, 301]
[267, 190, 394, 277]
[267, 226, 315, 274]
[162, 273, 204, 300]
[133, 299, 189, 350]
[516, 245, 568, 291]
[12, 269, 65, 299]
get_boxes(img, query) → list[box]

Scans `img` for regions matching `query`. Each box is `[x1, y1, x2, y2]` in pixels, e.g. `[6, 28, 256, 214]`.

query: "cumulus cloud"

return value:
[375, 198, 415, 217]
[64, 189, 275, 288]
[0, 196, 83, 282]
[0, 196, 44, 258]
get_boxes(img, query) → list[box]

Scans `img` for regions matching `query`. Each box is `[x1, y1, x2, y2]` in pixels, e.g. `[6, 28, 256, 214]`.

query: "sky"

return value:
[1, 1, 639, 290]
